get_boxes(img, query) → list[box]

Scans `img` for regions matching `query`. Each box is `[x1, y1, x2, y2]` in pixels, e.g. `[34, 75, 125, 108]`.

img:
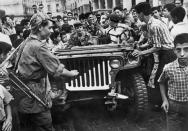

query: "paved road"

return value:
[52, 100, 167, 131]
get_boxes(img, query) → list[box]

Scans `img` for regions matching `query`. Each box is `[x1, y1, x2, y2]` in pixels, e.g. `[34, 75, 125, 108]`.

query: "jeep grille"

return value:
[61, 57, 111, 91]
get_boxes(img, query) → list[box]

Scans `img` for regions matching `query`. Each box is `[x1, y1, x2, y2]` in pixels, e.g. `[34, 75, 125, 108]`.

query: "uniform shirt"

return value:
[0, 85, 13, 121]
[18, 35, 65, 80]
[17, 35, 65, 113]
[147, 17, 174, 50]
[170, 22, 188, 39]
[158, 59, 188, 102]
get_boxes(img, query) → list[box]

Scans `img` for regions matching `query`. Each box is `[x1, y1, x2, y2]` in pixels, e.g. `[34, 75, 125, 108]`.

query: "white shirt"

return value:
[183, 6, 188, 23]
[170, 22, 188, 39]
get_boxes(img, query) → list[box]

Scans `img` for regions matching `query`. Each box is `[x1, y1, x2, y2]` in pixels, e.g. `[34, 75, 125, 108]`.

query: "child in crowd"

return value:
[158, 33, 188, 131]
[0, 32, 14, 131]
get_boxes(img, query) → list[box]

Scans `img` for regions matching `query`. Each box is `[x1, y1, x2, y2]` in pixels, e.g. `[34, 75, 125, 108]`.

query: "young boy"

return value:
[158, 33, 188, 131]
[0, 32, 14, 131]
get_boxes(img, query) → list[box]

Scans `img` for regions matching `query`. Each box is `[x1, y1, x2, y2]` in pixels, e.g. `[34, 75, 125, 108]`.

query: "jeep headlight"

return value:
[110, 59, 121, 69]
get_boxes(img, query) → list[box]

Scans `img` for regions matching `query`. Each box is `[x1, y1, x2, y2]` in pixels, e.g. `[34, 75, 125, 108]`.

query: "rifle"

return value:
[9, 71, 49, 109]
[0, 40, 49, 109]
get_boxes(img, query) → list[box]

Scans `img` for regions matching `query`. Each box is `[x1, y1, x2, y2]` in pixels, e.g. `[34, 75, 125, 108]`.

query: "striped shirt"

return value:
[147, 17, 174, 50]
[158, 59, 188, 102]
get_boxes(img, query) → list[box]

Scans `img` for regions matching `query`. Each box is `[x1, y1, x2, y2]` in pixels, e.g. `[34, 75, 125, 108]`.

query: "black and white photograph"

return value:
[0, 0, 188, 130]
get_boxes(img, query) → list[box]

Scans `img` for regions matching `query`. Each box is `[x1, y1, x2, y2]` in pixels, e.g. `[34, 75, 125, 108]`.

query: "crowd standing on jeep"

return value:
[0, 0, 188, 131]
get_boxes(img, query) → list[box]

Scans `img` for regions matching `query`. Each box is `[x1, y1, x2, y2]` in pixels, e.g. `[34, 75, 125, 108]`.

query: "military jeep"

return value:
[51, 44, 148, 115]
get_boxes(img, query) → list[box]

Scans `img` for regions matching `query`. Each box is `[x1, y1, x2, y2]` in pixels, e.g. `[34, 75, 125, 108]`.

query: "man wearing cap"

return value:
[15, 13, 79, 131]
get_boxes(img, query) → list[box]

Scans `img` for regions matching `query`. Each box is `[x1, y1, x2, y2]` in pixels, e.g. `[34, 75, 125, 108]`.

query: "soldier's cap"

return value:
[74, 22, 83, 28]
[109, 14, 121, 23]
[30, 12, 51, 30]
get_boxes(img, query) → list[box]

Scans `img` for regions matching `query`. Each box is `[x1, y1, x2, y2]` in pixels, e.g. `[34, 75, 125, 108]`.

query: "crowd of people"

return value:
[0, 0, 188, 131]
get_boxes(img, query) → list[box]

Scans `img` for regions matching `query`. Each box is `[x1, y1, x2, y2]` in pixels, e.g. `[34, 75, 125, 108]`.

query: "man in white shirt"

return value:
[170, 6, 188, 39]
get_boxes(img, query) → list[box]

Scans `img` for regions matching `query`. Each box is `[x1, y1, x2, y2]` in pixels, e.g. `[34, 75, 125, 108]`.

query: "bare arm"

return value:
[159, 82, 168, 102]
[2, 104, 12, 131]
[140, 47, 160, 55]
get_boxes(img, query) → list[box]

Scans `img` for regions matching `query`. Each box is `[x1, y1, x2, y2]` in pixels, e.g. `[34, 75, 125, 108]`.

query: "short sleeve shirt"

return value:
[158, 59, 188, 102]
[0, 85, 13, 121]
[147, 17, 174, 50]
[18, 35, 64, 79]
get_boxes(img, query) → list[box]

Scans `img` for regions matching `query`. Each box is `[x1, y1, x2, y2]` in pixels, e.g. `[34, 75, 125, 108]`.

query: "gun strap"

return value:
[14, 38, 28, 71]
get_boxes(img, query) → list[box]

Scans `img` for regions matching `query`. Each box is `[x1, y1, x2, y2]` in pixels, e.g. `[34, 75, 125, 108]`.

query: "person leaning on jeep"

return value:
[15, 13, 79, 131]
[99, 13, 133, 45]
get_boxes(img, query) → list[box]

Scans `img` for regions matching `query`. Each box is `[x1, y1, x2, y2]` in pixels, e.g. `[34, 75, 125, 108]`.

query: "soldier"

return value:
[15, 13, 79, 131]
[68, 22, 94, 47]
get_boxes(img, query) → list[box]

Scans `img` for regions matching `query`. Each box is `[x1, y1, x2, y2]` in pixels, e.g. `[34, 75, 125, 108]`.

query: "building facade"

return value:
[66, 0, 91, 14]
[68, 0, 153, 14]
[0, 0, 66, 16]
[0, 0, 24, 16]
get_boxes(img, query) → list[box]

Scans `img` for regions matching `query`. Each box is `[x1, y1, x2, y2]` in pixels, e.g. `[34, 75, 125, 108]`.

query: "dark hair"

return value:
[67, 12, 73, 16]
[20, 19, 30, 27]
[1, 15, 9, 24]
[61, 24, 72, 33]
[134, 2, 151, 16]
[23, 29, 31, 39]
[85, 12, 93, 19]
[50, 31, 60, 44]
[15, 24, 24, 35]
[39, 4, 43, 7]
[170, 6, 185, 22]
[174, 33, 188, 46]
[79, 13, 85, 20]
[74, 13, 78, 16]
[57, 15, 61, 20]
[109, 14, 121, 23]
[74, 22, 83, 28]
[32, 5, 37, 8]
[113, 6, 123, 11]
[163, 3, 176, 12]
[123, 8, 127, 11]
[151, 6, 160, 12]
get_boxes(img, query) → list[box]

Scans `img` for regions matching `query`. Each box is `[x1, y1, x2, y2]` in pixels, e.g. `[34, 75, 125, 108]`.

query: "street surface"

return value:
[51, 100, 166, 131]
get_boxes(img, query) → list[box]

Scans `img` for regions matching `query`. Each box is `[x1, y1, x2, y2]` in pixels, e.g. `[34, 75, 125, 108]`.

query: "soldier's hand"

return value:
[70, 70, 79, 77]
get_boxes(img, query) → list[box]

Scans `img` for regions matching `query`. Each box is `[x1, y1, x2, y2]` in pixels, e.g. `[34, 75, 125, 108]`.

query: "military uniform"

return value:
[15, 13, 65, 131]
